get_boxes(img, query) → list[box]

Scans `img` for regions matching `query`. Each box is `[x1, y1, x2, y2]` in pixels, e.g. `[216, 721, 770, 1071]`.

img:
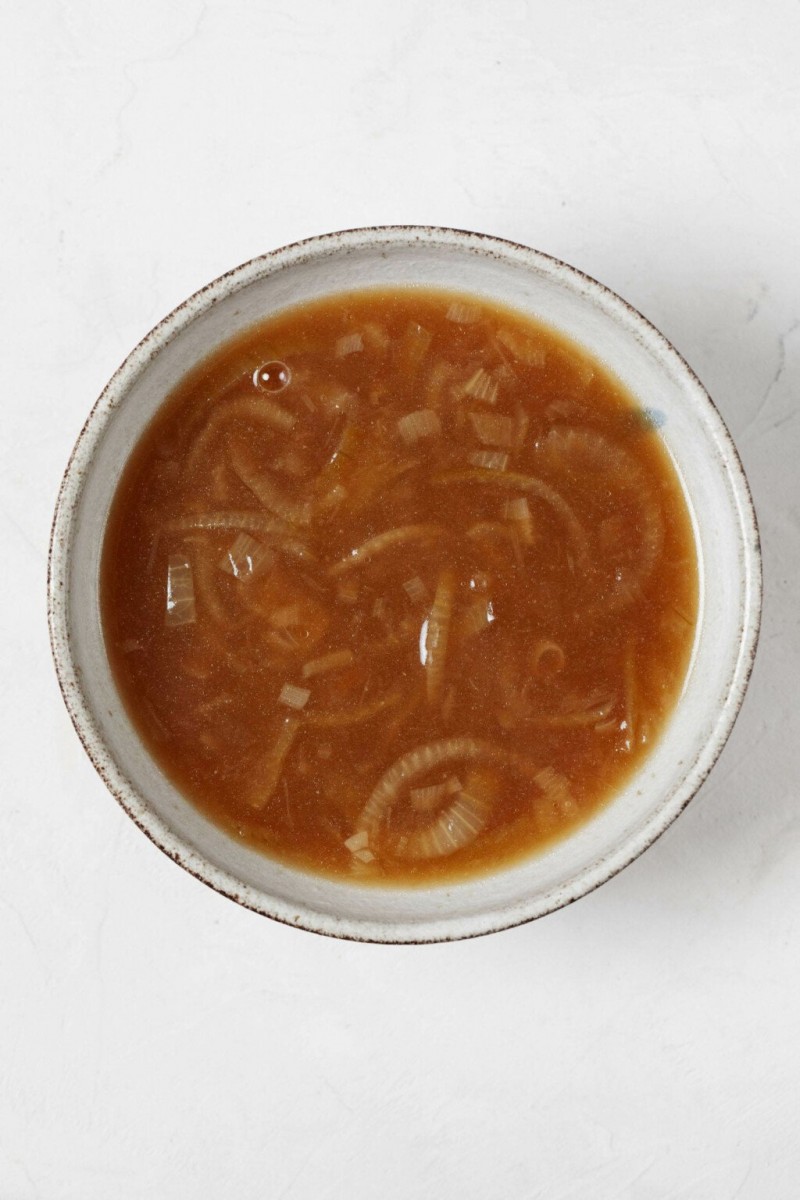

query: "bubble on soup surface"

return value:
[253, 361, 291, 392]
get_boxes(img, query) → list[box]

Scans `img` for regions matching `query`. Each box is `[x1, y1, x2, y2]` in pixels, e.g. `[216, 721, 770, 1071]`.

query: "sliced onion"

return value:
[279, 683, 311, 710]
[165, 556, 196, 627]
[318, 386, 356, 418]
[219, 532, 273, 580]
[397, 409, 441, 444]
[466, 521, 523, 568]
[530, 640, 565, 677]
[402, 576, 428, 606]
[469, 450, 509, 471]
[316, 483, 347, 516]
[304, 687, 404, 729]
[455, 598, 496, 641]
[246, 716, 300, 809]
[424, 568, 455, 705]
[513, 409, 530, 450]
[265, 595, 329, 652]
[352, 847, 375, 864]
[328, 524, 445, 577]
[182, 393, 295, 478]
[336, 578, 360, 605]
[362, 322, 390, 353]
[184, 537, 227, 624]
[534, 766, 576, 819]
[398, 322, 432, 371]
[336, 332, 364, 357]
[165, 512, 314, 563]
[496, 327, 546, 367]
[536, 427, 636, 479]
[271, 449, 311, 478]
[270, 603, 303, 628]
[422, 360, 455, 408]
[343, 459, 419, 515]
[230, 448, 313, 527]
[434, 469, 589, 563]
[522, 699, 615, 728]
[119, 638, 143, 654]
[302, 648, 354, 679]
[165, 511, 290, 536]
[446, 301, 482, 324]
[504, 496, 535, 545]
[459, 367, 499, 404]
[395, 789, 490, 860]
[623, 637, 638, 752]
[356, 737, 537, 842]
[468, 412, 515, 448]
[409, 776, 462, 812]
[535, 427, 664, 607]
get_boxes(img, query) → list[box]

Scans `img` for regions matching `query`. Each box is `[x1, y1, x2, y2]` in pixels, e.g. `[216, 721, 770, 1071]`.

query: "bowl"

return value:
[48, 226, 761, 942]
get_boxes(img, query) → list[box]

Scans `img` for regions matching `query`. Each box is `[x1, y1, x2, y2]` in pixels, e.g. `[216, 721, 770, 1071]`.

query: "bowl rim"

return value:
[47, 224, 762, 943]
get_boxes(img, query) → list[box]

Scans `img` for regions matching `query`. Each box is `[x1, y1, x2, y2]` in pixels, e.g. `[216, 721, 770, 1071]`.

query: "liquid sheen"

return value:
[101, 289, 698, 884]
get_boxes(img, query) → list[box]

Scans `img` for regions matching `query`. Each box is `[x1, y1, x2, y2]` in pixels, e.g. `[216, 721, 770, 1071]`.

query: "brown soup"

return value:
[101, 288, 698, 883]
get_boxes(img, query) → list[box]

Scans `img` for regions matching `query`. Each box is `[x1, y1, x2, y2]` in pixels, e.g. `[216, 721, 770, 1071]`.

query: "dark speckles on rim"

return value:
[47, 225, 762, 943]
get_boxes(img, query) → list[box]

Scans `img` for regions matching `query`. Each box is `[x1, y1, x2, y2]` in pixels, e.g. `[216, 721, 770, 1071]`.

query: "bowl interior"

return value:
[51, 229, 760, 941]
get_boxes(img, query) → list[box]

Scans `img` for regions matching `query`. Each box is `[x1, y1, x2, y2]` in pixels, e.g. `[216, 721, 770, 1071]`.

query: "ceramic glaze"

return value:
[48, 227, 761, 942]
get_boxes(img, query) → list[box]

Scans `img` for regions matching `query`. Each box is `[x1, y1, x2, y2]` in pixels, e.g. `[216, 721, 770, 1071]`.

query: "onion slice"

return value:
[459, 367, 499, 405]
[623, 637, 638, 751]
[356, 737, 537, 842]
[247, 716, 300, 809]
[522, 700, 615, 728]
[336, 332, 364, 357]
[397, 409, 441, 444]
[396, 789, 490, 860]
[455, 598, 496, 641]
[402, 576, 428, 606]
[302, 648, 355, 679]
[165, 511, 291, 536]
[398, 322, 432, 372]
[424, 568, 455, 705]
[433, 469, 589, 563]
[409, 776, 462, 812]
[534, 766, 576, 820]
[279, 683, 311, 710]
[535, 428, 664, 607]
[182, 393, 295, 478]
[446, 301, 482, 324]
[219, 532, 273, 580]
[304, 687, 404, 729]
[165, 556, 196, 627]
[328, 524, 446, 577]
[530, 640, 565, 677]
[504, 496, 535, 545]
[230, 447, 313, 527]
[468, 412, 515, 447]
[164, 512, 314, 563]
[496, 327, 546, 367]
[469, 450, 509, 471]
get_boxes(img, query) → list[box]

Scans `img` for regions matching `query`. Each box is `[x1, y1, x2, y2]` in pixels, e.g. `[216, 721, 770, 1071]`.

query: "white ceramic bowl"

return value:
[48, 227, 761, 942]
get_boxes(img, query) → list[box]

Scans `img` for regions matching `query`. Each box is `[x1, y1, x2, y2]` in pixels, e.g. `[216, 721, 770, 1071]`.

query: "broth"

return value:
[101, 288, 698, 884]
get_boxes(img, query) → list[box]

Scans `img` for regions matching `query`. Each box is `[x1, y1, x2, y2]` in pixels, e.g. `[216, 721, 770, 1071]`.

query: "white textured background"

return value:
[2, 1, 799, 1196]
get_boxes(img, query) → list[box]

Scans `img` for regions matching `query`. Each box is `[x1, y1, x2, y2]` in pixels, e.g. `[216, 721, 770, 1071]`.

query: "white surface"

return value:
[1, 0, 797, 1195]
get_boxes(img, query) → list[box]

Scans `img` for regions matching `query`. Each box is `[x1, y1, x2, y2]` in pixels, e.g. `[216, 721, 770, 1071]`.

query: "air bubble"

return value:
[253, 361, 291, 392]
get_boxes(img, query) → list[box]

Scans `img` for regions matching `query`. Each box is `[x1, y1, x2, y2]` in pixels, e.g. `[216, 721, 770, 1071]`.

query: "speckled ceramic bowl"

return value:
[48, 226, 761, 942]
